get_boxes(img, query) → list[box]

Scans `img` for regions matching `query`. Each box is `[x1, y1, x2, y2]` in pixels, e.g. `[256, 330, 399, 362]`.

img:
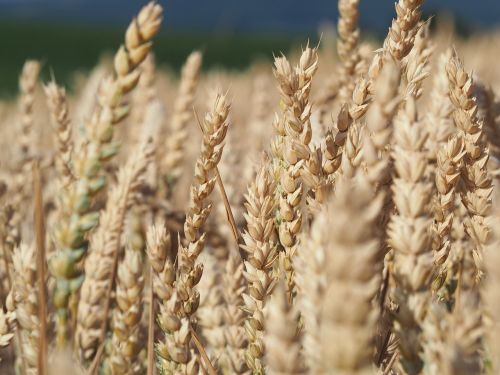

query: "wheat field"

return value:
[0, 1, 500, 374]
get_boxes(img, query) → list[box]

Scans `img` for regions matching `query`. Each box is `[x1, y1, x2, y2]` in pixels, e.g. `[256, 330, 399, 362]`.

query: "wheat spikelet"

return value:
[107, 246, 145, 375]
[241, 163, 278, 373]
[339, 121, 363, 178]
[321, 78, 369, 184]
[50, 2, 163, 347]
[446, 49, 493, 281]
[388, 97, 434, 374]
[75, 138, 155, 361]
[163, 51, 203, 190]
[44, 81, 74, 188]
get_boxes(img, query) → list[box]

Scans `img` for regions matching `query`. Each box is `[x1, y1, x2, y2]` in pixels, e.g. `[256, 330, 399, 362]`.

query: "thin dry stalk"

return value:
[147, 267, 155, 375]
[32, 161, 47, 375]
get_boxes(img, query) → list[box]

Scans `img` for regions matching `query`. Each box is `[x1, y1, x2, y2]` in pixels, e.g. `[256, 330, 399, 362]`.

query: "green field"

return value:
[0, 22, 310, 98]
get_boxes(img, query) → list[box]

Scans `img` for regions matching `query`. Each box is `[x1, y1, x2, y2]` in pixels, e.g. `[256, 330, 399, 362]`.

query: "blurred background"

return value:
[0, 0, 499, 96]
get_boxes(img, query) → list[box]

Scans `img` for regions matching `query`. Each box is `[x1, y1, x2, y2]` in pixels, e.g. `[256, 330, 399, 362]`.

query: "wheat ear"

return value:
[264, 283, 305, 374]
[75, 138, 154, 361]
[175, 92, 230, 316]
[241, 163, 279, 373]
[337, 0, 362, 103]
[432, 136, 465, 289]
[220, 255, 248, 374]
[425, 51, 455, 168]
[50, 2, 163, 347]
[6, 243, 39, 374]
[43, 81, 74, 188]
[156, 93, 229, 372]
[421, 293, 482, 375]
[197, 252, 225, 367]
[388, 97, 434, 374]
[273, 47, 318, 300]
[363, 57, 401, 191]
[321, 77, 370, 183]
[163, 51, 203, 191]
[446, 49, 493, 282]
[146, 224, 194, 374]
[403, 22, 433, 99]
[19, 60, 41, 162]
[384, 0, 425, 61]
[107, 246, 145, 375]
[315, 178, 383, 374]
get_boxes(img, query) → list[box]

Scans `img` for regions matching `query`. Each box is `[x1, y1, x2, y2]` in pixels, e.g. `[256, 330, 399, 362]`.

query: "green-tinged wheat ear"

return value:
[49, 1, 163, 349]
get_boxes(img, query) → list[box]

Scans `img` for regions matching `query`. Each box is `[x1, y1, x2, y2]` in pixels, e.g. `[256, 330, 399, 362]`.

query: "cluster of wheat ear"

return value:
[1, 0, 500, 374]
